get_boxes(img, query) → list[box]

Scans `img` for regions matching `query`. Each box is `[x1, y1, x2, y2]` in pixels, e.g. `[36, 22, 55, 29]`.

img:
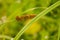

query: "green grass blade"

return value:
[14, 1, 60, 40]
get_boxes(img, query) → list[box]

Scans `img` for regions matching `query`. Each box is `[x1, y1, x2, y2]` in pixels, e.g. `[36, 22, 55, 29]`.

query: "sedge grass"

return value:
[14, 1, 60, 40]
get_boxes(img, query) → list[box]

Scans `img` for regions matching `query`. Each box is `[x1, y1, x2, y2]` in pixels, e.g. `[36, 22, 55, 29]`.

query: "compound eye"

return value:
[16, 16, 21, 21]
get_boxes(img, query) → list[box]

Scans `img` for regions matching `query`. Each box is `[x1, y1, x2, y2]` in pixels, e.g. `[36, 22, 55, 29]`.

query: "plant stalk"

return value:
[14, 1, 60, 40]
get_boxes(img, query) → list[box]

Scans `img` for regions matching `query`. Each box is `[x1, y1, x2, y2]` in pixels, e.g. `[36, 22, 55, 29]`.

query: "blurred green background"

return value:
[0, 0, 60, 40]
